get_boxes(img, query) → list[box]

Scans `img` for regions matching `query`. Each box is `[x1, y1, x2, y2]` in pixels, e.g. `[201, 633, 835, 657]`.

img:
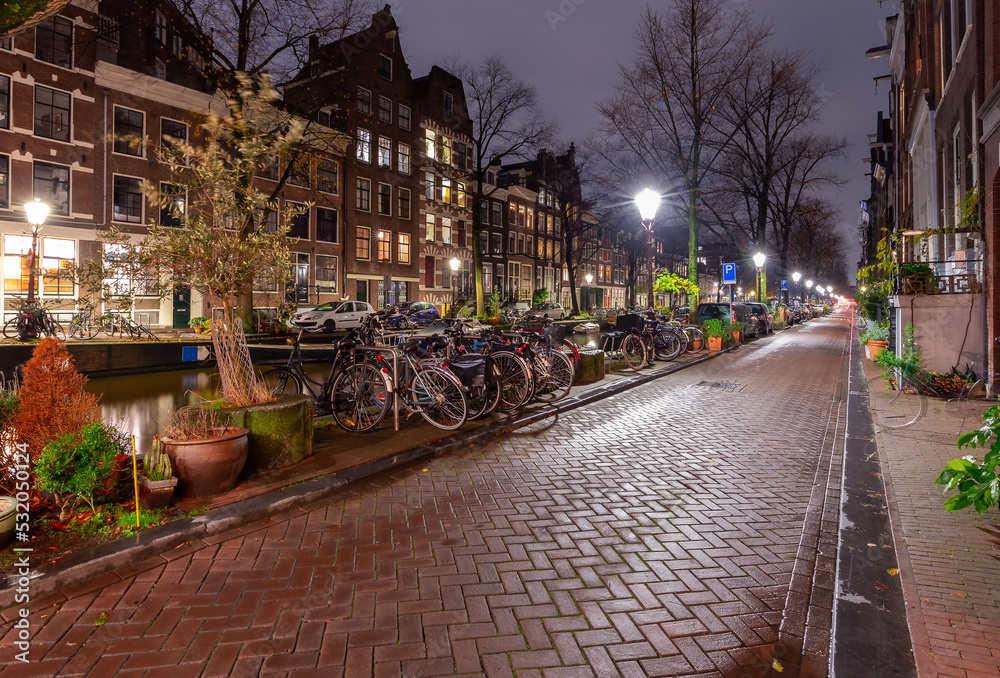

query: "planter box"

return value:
[574, 348, 606, 385]
[708, 336, 723, 352]
[138, 475, 178, 509]
[219, 395, 313, 475]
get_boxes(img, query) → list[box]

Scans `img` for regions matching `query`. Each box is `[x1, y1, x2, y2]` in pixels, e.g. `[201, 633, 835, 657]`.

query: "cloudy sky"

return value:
[393, 0, 894, 275]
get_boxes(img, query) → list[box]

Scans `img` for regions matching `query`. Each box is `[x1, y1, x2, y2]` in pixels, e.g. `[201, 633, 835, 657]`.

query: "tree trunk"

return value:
[687, 190, 699, 308]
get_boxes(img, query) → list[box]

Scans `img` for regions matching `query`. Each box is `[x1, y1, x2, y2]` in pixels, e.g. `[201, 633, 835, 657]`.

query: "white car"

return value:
[525, 302, 566, 320]
[292, 301, 374, 332]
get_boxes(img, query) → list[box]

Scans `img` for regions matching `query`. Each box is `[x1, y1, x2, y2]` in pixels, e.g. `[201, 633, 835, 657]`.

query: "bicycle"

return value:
[600, 313, 647, 371]
[68, 305, 100, 339]
[3, 298, 64, 340]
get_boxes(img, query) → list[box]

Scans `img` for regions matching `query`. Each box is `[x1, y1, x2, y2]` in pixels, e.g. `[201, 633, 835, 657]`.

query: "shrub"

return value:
[189, 316, 208, 328]
[702, 319, 724, 339]
[11, 338, 100, 459]
[35, 422, 128, 521]
[935, 404, 1000, 515]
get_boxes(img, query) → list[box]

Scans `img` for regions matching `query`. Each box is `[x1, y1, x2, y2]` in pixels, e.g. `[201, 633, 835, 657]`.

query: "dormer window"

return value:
[443, 91, 454, 118]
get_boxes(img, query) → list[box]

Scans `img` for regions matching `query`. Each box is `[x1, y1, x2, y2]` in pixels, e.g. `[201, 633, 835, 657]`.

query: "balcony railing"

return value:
[895, 259, 982, 295]
[98, 15, 120, 44]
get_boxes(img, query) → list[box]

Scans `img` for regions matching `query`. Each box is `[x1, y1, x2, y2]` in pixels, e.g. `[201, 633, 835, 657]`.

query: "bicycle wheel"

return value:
[865, 374, 927, 430]
[45, 317, 65, 340]
[853, 313, 867, 330]
[686, 328, 706, 353]
[653, 330, 683, 361]
[967, 381, 996, 401]
[410, 365, 467, 430]
[259, 368, 303, 398]
[532, 347, 574, 402]
[331, 362, 391, 433]
[492, 351, 534, 411]
[622, 334, 646, 370]
[467, 363, 502, 419]
[3, 317, 19, 339]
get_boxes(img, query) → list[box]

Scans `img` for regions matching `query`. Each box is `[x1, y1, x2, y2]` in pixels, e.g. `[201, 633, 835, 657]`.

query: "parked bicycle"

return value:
[3, 298, 64, 340]
[99, 312, 159, 341]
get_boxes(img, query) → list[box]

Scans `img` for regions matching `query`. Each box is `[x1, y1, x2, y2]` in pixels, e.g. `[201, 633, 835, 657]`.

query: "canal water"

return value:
[85, 327, 604, 454]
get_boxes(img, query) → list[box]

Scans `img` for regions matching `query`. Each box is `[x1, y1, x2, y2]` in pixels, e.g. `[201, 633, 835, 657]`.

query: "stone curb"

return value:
[1, 334, 769, 610]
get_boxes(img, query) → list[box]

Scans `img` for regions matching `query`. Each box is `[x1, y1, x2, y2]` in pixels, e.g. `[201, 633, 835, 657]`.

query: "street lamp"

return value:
[449, 257, 460, 317]
[805, 279, 813, 302]
[584, 272, 593, 312]
[24, 199, 49, 307]
[635, 188, 660, 310]
[792, 271, 801, 303]
[752, 252, 765, 303]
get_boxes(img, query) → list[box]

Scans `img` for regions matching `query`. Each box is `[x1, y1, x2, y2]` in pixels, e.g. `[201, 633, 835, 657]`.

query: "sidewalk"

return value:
[865, 360, 1000, 677]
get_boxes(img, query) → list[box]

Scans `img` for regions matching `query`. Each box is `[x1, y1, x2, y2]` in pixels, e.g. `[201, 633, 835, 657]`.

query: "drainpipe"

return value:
[103, 89, 108, 230]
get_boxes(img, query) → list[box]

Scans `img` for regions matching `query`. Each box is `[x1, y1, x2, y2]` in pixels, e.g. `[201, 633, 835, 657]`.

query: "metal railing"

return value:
[895, 259, 982, 295]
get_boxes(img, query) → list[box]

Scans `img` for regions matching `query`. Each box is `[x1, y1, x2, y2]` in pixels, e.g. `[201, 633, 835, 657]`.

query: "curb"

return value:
[1, 339, 753, 610]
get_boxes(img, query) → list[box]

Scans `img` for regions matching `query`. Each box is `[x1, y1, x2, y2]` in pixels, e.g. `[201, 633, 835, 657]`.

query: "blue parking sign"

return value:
[722, 263, 737, 284]
[781, 279, 788, 290]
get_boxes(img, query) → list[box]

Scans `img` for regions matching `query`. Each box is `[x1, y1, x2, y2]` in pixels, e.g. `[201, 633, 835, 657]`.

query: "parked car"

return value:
[695, 302, 760, 338]
[746, 302, 774, 334]
[291, 301, 375, 332]
[525, 302, 566, 320]
[385, 301, 441, 329]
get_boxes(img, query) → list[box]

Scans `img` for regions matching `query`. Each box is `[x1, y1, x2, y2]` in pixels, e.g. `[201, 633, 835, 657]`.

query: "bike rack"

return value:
[356, 344, 402, 431]
[137, 312, 151, 327]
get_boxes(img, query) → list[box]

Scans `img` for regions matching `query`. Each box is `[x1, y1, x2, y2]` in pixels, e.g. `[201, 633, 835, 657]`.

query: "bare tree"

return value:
[447, 55, 557, 313]
[593, 1, 770, 304]
[788, 199, 849, 290]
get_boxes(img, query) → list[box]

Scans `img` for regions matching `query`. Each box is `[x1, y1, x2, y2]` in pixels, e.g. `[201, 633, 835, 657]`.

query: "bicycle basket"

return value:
[544, 323, 567, 342]
[615, 314, 643, 332]
[448, 355, 486, 389]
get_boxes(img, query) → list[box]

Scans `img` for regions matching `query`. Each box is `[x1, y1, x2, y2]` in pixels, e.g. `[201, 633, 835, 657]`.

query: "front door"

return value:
[172, 287, 191, 329]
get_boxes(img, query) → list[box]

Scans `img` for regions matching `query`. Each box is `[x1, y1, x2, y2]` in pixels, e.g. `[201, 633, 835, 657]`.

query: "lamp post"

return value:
[24, 199, 49, 307]
[752, 252, 765, 304]
[635, 188, 660, 310]
[792, 271, 801, 302]
[585, 272, 593, 313]
[805, 279, 813, 302]
[449, 257, 461, 317]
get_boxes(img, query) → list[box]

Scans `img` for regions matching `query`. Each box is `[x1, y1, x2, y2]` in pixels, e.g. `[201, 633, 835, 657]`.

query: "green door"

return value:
[172, 287, 191, 328]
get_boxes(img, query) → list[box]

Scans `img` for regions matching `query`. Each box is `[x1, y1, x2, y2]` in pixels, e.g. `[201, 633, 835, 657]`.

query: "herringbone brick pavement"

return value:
[1, 319, 850, 677]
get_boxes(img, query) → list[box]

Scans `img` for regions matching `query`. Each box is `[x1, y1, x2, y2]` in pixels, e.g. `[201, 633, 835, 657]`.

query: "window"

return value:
[4, 235, 32, 294]
[357, 128, 371, 162]
[440, 136, 452, 165]
[0, 37, 12, 51]
[254, 208, 277, 233]
[378, 96, 391, 123]
[161, 118, 187, 161]
[491, 202, 502, 225]
[483, 264, 492, 292]
[172, 33, 183, 56]
[457, 142, 467, 170]
[398, 104, 411, 130]
[34, 86, 71, 142]
[258, 154, 278, 180]
[288, 203, 309, 239]
[441, 258, 451, 289]
[0, 155, 8, 209]
[0, 75, 9, 130]
[398, 188, 411, 220]
[425, 172, 435, 200]
[425, 255, 435, 287]
[441, 177, 451, 204]
[33, 161, 69, 215]
[113, 106, 143, 155]
[398, 143, 410, 174]
[356, 226, 371, 260]
[377, 183, 392, 216]
[441, 217, 452, 245]
[425, 130, 436, 160]
[357, 87, 372, 115]
[154, 11, 167, 42]
[509, 233, 515, 254]
[376, 230, 391, 262]
[457, 182, 466, 208]
[527, 236, 533, 258]
[457, 220, 466, 248]
[154, 58, 166, 80]
[518, 205, 526, 226]
[491, 233, 502, 254]
[379, 54, 392, 80]
[316, 256, 338, 293]
[356, 178, 371, 212]
[378, 136, 391, 167]
[317, 158, 338, 193]
[443, 91, 454, 118]
[36, 16, 73, 68]
[425, 213, 435, 241]
[42, 237, 74, 296]
[518, 234, 524, 254]
[398, 233, 410, 264]
[159, 182, 185, 227]
[112, 175, 143, 223]
[287, 153, 309, 186]
[316, 207, 338, 243]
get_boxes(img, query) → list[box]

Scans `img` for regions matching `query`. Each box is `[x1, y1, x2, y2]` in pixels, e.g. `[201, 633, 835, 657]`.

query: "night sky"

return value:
[394, 0, 893, 276]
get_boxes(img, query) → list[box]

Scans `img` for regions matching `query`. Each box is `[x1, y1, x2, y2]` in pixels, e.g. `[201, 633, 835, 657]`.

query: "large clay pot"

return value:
[0, 496, 16, 549]
[867, 339, 888, 361]
[163, 427, 248, 498]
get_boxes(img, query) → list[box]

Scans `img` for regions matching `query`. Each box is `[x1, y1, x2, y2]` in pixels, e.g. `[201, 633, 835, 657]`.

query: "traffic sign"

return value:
[781, 279, 788, 290]
[722, 263, 737, 284]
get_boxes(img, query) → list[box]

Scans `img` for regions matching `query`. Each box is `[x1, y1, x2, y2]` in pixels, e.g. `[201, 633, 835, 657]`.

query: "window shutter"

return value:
[425, 256, 435, 287]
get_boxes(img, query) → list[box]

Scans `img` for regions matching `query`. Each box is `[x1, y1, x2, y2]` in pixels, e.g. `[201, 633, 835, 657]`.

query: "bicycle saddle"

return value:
[427, 335, 449, 351]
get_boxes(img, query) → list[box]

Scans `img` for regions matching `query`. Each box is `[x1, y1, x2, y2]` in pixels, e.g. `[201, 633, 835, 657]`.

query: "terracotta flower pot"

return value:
[193, 326, 204, 334]
[867, 339, 888, 361]
[138, 475, 178, 509]
[163, 427, 249, 498]
[731, 330, 742, 344]
[708, 336, 723, 352]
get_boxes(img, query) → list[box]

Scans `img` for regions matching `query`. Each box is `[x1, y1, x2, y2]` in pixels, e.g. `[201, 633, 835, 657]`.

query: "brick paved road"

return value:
[1, 317, 851, 678]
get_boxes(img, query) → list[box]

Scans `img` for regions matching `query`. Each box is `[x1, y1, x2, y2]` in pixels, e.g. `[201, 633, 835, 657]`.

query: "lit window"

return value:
[112, 175, 143, 223]
[357, 128, 371, 162]
[356, 226, 371, 260]
[316, 255, 338, 293]
[35, 86, 71, 142]
[425, 130, 435, 160]
[398, 234, 410, 264]
[397, 143, 410, 174]
[0, 154, 8, 209]
[377, 230, 391, 262]
[378, 136, 391, 167]
[441, 177, 451, 204]
[356, 87, 371, 115]
[440, 136, 452, 165]
[425, 213, 435, 241]
[441, 217, 452, 245]
[425, 172, 435, 201]
[36, 16, 73, 68]
[3, 235, 33, 295]
[42, 237, 75, 296]
[457, 182, 466, 208]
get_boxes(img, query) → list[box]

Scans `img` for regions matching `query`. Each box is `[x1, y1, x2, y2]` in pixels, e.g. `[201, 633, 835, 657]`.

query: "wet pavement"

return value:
[1, 317, 853, 677]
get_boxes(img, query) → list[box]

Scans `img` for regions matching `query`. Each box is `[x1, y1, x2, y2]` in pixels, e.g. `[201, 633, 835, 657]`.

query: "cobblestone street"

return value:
[1, 317, 852, 677]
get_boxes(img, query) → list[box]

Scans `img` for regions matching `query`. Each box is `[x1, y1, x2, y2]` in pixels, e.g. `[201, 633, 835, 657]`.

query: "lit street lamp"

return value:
[24, 199, 49, 307]
[805, 279, 813, 302]
[635, 188, 660, 310]
[449, 257, 460, 317]
[792, 271, 801, 302]
[752, 252, 765, 303]
[585, 272, 593, 312]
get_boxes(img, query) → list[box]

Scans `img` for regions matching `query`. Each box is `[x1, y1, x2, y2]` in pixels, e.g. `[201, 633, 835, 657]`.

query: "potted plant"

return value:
[866, 323, 890, 360]
[731, 321, 746, 344]
[161, 405, 248, 499]
[703, 319, 724, 352]
[189, 316, 208, 334]
[138, 436, 178, 509]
